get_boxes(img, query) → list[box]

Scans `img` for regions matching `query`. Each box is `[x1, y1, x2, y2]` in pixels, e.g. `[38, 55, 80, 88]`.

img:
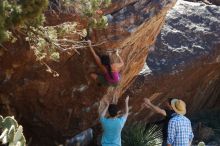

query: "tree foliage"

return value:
[0, 0, 48, 42]
[73, 0, 111, 28]
[0, 0, 111, 68]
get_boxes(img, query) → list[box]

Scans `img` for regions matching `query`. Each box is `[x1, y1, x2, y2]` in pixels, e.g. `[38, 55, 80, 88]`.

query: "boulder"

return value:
[125, 0, 220, 122]
[0, 0, 175, 145]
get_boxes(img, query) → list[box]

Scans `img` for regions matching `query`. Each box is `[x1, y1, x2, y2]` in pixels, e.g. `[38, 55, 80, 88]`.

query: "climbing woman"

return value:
[88, 40, 124, 86]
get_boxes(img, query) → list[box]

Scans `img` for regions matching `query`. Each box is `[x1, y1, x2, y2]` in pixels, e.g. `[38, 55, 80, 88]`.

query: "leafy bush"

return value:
[0, 0, 111, 66]
[0, 116, 26, 146]
[63, 0, 111, 28]
[122, 123, 162, 146]
[0, 0, 48, 42]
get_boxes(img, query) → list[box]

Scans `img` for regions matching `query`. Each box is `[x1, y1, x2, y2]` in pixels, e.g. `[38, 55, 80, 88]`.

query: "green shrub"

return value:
[122, 123, 163, 146]
[0, 0, 111, 62]
[0, 0, 48, 43]
[0, 0, 111, 75]
[0, 116, 26, 146]
[63, 0, 111, 29]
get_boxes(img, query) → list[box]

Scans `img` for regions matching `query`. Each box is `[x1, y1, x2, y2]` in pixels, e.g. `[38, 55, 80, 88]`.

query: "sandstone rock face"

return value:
[126, 0, 220, 122]
[0, 0, 175, 145]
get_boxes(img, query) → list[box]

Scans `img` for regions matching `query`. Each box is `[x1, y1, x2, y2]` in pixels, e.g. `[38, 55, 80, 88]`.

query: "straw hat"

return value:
[171, 99, 186, 115]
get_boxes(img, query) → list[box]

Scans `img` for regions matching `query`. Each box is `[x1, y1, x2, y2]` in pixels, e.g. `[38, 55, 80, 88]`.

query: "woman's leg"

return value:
[90, 73, 98, 81]
[90, 73, 108, 86]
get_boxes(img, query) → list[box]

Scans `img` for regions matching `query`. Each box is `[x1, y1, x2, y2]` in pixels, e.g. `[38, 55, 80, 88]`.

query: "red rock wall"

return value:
[0, 0, 175, 145]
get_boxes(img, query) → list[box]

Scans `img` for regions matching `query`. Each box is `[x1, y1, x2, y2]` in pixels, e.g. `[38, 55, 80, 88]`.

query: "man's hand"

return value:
[125, 96, 129, 103]
[103, 98, 109, 106]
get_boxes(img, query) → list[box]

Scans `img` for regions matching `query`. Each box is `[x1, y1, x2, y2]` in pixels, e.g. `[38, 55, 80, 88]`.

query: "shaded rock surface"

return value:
[193, 123, 215, 143]
[0, 0, 175, 145]
[191, 109, 220, 145]
[125, 0, 220, 125]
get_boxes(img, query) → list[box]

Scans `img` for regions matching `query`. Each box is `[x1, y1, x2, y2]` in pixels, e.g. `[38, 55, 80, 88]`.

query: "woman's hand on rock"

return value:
[87, 40, 92, 47]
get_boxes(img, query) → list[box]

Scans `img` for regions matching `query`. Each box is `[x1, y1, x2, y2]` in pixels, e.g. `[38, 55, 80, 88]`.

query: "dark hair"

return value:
[108, 104, 119, 117]
[100, 55, 113, 79]
[168, 98, 174, 105]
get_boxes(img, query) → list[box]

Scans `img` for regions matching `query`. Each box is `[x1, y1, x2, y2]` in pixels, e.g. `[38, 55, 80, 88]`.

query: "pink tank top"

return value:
[104, 72, 120, 84]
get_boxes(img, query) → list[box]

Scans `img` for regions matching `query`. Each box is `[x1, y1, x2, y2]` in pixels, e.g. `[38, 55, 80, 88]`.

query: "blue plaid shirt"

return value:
[167, 114, 194, 146]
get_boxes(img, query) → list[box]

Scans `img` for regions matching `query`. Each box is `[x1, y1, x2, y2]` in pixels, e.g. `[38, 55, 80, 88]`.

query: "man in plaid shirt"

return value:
[167, 99, 194, 146]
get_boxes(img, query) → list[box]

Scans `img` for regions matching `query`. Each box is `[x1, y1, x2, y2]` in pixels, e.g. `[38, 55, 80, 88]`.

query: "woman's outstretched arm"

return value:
[117, 50, 124, 66]
[88, 40, 105, 71]
[112, 50, 124, 71]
